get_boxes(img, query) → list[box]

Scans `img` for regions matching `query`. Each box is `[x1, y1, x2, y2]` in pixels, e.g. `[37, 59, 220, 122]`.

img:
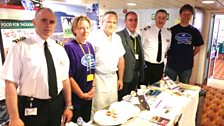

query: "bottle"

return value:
[77, 117, 85, 126]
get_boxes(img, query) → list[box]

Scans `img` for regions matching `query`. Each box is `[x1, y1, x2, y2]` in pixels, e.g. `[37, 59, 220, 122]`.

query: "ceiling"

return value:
[44, 0, 224, 11]
[2, 0, 224, 11]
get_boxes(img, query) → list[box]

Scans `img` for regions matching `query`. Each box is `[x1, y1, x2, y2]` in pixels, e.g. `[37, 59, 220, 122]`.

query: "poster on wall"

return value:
[52, 11, 74, 44]
[0, 19, 35, 64]
[0, 20, 35, 100]
[61, 16, 74, 38]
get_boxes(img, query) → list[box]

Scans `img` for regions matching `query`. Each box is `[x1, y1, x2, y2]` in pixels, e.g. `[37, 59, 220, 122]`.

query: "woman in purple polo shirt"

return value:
[64, 16, 96, 122]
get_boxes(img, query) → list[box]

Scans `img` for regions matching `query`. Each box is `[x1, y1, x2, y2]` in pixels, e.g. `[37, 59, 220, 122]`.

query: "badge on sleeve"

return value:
[166, 39, 170, 42]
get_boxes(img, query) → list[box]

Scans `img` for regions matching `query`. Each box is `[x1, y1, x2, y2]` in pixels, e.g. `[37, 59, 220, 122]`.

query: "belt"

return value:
[18, 91, 62, 103]
[145, 61, 164, 66]
[18, 96, 53, 103]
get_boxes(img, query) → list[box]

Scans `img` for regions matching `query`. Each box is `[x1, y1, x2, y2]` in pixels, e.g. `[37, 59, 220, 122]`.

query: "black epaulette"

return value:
[143, 26, 150, 31]
[12, 37, 26, 43]
[56, 40, 64, 46]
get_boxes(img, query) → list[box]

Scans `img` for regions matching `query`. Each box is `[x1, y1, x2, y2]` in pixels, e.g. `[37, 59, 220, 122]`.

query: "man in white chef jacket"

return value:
[88, 11, 125, 113]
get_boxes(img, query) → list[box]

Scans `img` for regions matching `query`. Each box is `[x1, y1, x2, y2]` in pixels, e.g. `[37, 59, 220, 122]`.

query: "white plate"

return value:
[94, 109, 126, 125]
[65, 122, 78, 126]
[94, 101, 140, 125]
[109, 101, 140, 120]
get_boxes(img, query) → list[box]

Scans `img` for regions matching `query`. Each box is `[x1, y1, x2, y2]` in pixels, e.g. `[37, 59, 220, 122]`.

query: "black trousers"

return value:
[118, 71, 140, 101]
[18, 92, 64, 126]
[72, 99, 92, 123]
[144, 61, 164, 85]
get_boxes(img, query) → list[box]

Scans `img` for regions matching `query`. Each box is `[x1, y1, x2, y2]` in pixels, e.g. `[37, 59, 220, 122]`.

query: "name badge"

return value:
[135, 54, 139, 59]
[87, 74, 94, 82]
[25, 107, 37, 116]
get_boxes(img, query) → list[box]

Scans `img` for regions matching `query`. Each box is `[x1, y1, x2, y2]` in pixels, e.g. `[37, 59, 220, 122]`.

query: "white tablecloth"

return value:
[122, 84, 200, 126]
[87, 84, 200, 126]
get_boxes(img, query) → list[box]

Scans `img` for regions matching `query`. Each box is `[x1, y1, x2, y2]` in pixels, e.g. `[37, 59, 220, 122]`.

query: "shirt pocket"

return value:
[22, 56, 42, 78]
[55, 57, 68, 81]
[164, 38, 171, 52]
[146, 38, 153, 46]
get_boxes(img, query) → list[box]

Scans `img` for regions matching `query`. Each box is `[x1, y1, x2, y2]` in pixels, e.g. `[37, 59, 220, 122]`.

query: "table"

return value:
[91, 83, 200, 126]
[121, 84, 200, 126]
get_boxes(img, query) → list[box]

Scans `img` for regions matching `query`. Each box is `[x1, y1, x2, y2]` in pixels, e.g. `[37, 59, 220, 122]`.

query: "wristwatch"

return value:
[65, 105, 74, 111]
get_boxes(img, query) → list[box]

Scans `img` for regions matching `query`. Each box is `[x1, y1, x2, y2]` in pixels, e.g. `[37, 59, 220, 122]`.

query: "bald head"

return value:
[32, 7, 56, 40]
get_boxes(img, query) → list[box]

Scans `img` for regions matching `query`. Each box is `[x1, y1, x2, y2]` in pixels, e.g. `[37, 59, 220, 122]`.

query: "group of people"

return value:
[0, 3, 204, 126]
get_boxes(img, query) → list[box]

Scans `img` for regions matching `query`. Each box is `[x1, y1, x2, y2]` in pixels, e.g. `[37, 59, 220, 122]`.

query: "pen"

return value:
[128, 95, 132, 101]
[155, 100, 162, 108]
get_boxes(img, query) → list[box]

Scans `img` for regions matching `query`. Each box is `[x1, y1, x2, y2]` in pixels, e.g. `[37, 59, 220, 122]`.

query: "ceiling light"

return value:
[127, 3, 136, 6]
[201, 0, 215, 4]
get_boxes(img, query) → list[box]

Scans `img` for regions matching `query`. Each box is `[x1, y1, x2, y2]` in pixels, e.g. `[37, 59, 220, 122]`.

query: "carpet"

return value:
[214, 58, 224, 80]
[198, 84, 224, 126]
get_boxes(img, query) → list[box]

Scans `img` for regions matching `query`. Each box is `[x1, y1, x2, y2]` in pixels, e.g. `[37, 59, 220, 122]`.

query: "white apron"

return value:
[92, 72, 118, 112]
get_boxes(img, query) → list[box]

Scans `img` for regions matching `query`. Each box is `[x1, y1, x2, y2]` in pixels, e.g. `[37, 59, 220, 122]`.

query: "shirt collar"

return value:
[100, 28, 117, 39]
[152, 24, 165, 32]
[33, 33, 54, 47]
[126, 28, 137, 38]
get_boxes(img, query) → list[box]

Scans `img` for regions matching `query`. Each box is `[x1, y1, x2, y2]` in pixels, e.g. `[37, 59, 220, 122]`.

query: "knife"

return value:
[138, 95, 150, 111]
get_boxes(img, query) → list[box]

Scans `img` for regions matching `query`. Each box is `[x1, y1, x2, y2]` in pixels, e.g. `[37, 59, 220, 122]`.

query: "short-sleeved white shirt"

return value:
[0, 33, 69, 99]
[141, 24, 171, 64]
[88, 29, 125, 74]
[88, 29, 125, 110]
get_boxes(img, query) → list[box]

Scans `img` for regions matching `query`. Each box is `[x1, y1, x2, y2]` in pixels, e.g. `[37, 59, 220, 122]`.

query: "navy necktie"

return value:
[44, 41, 57, 98]
[157, 30, 162, 62]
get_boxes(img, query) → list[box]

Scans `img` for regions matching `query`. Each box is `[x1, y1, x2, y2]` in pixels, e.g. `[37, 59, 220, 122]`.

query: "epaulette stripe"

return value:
[12, 37, 26, 43]
[143, 26, 150, 31]
[56, 40, 64, 46]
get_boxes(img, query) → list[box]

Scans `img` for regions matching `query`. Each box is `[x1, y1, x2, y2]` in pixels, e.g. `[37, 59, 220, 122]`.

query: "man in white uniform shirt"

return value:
[0, 7, 73, 126]
[141, 9, 171, 85]
[88, 11, 125, 112]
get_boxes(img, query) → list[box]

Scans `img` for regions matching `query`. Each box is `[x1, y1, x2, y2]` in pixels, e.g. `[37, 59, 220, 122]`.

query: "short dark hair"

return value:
[179, 4, 194, 15]
[103, 11, 118, 19]
[156, 9, 168, 16]
[35, 7, 54, 19]
[125, 11, 137, 21]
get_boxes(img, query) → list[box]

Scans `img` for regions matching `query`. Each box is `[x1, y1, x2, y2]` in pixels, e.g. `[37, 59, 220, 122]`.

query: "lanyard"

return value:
[133, 37, 137, 54]
[79, 43, 90, 55]
[78, 43, 92, 73]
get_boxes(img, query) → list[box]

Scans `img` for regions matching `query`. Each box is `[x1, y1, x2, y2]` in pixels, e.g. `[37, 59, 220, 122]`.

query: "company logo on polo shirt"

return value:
[175, 33, 192, 45]
[81, 54, 95, 71]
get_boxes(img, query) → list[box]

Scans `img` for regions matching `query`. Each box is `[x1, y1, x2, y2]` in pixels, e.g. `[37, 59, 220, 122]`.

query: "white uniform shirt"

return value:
[0, 33, 69, 99]
[88, 29, 125, 74]
[141, 24, 171, 64]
